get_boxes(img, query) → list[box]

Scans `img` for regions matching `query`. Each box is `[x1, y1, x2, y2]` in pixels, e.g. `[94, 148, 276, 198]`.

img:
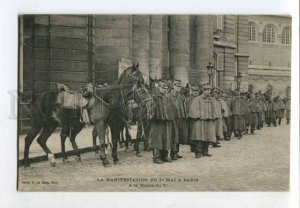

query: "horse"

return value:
[22, 83, 92, 167]
[86, 78, 153, 167]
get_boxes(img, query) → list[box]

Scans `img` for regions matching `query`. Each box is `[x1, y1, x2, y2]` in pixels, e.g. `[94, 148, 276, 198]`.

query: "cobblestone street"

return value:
[18, 121, 290, 192]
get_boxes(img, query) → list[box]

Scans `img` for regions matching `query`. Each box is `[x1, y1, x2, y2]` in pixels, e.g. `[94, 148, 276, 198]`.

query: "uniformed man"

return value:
[255, 93, 263, 130]
[249, 94, 261, 134]
[220, 90, 231, 141]
[167, 80, 187, 160]
[188, 83, 220, 158]
[186, 85, 200, 152]
[274, 96, 285, 125]
[212, 88, 223, 147]
[228, 91, 249, 139]
[148, 80, 176, 164]
[285, 97, 291, 125]
[265, 95, 277, 127]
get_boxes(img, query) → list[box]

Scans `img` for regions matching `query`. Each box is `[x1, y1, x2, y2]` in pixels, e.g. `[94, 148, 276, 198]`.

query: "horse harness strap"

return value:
[92, 94, 112, 109]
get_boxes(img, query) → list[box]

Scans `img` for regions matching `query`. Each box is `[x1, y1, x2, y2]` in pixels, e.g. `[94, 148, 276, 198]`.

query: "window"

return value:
[263, 25, 275, 43]
[282, 27, 291, 44]
[217, 15, 223, 30]
[249, 23, 256, 41]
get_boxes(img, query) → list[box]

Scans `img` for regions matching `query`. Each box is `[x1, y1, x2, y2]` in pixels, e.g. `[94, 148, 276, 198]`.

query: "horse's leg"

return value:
[92, 127, 99, 154]
[124, 126, 130, 152]
[36, 122, 58, 167]
[119, 126, 125, 149]
[95, 121, 111, 167]
[134, 122, 142, 157]
[23, 124, 41, 167]
[60, 125, 70, 162]
[111, 125, 121, 165]
[69, 121, 84, 162]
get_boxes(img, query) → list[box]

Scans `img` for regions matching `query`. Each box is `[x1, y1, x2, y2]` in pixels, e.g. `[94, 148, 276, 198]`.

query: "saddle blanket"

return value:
[56, 92, 88, 109]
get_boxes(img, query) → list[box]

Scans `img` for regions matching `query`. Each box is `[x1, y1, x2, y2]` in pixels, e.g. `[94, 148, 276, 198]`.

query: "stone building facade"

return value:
[248, 15, 291, 97]
[19, 15, 291, 96]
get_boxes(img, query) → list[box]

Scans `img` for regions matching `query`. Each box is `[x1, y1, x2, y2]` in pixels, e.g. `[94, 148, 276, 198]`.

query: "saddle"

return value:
[56, 92, 89, 109]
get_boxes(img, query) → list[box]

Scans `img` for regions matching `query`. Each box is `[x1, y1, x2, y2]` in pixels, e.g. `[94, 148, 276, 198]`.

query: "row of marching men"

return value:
[144, 79, 291, 164]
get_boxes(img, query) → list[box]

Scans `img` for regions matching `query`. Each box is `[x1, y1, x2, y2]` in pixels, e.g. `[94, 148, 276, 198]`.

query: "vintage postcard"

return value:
[17, 14, 292, 192]
[0, 0, 298, 206]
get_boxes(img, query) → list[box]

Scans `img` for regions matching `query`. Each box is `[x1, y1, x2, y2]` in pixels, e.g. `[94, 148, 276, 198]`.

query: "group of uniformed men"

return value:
[137, 79, 291, 164]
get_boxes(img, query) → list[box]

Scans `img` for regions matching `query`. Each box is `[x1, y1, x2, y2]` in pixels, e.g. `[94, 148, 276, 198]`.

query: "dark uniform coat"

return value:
[285, 99, 291, 120]
[167, 90, 189, 145]
[275, 99, 285, 118]
[265, 100, 277, 124]
[149, 91, 177, 151]
[215, 98, 224, 138]
[186, 94, 197, 144]
[229, 98, 249, 131]
[249, 99, 261, 126]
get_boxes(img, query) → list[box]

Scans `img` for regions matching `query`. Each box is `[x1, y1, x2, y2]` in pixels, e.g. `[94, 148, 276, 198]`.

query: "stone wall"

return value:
[21, 15, 291, 94]
[94, 15, 131, 84]
[248, 15, 291, 96]
[22, 15, 93, 92]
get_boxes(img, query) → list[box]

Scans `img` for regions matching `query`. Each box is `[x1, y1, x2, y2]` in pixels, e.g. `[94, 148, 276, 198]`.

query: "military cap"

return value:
[190, 85, 199, 91]
[173, 79, 182, 87]
[158, 80, 169, 89]
[202, 83, 212, 89]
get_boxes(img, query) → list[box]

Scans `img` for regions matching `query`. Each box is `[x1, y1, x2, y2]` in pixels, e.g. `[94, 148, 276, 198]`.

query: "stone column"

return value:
[169, 15, 190, 85]
[195, 15, 214, 85]
[162, 15, 169, 79]
[95, 15, 131, 83]
[149, 15, 163, 80]
[132, 15, 150, 82]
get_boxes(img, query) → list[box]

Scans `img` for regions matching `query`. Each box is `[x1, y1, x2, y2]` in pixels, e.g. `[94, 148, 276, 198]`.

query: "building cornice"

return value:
[235, 53, 250, 57]
[249, 65, 290, 71]
[213, 40, 237, 49]
[249, 65, 291, 77]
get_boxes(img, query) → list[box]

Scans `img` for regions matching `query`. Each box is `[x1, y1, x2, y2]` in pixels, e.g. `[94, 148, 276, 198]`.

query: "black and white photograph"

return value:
[17, 14, 291, 192]
[0, 0, 299, 207]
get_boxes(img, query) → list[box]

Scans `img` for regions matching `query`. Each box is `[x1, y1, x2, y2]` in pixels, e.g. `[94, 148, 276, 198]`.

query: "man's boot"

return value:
[161, 150, 172, 162]
[202, 142, 212, 157]
[153, 149, 163, 164]
[195, 141, 202, 158]
[224, 131, 230, 141]
[213, 136, 221, 147]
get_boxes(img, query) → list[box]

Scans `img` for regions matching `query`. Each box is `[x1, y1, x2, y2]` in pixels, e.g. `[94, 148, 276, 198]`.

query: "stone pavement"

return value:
[18, 121, 290, 191]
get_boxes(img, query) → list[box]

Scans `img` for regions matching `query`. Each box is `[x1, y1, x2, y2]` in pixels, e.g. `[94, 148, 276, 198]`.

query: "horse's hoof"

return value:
[50, 161, 56, 167]
[24, 164, 31, 169]
[75, 156, 82, 162]
[136, 153, 143, 157]
[63, 158, 70, 163]
[102, 159, 111, 167]
[114, 160, 121, 165]
[48, 154, 56, 167]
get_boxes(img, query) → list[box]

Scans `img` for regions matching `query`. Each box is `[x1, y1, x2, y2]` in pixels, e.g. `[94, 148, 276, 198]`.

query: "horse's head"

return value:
[132, 79, 154, 121]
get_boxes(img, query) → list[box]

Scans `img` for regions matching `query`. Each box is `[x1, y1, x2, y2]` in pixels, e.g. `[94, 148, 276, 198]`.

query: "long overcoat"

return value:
[229, 98, 249, 131]
[188, 95, 220, 142]
[265, 101, 277, 124]
[149, 91, 177, 150]
[167, 91, 189, 145]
